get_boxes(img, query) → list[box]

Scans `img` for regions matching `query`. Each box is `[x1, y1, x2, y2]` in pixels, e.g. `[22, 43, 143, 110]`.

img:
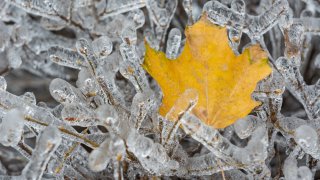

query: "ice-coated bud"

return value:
[297, 166, 313, 180]
[6, 48, 22, 69]
[121, 27, 137, 45]
[20, 92, 36, 105]
[227, 28, 241, 55]
[234, 115, 259, 139]
[127, 9, 145, 29]
[96, 104, 119, 128]
[76, 38, 98, 67]
[0, 76, 7, 90]
[49, 78, 83, 104]
[166, 28, 181, 59]
[0, 109, 24, 147]
[89, 146, 111, 172]
[76, 39, 91, 55]
[283, 157, 298, 180]
[89, 135, 125, 172]
[245, 126, 268, 162]
[134, 136, 153, 157]
[92, 36, 113, 58]
[231, 0, 245, 14]
[314, 54, 320, 68]
[294, 125, 318, 155]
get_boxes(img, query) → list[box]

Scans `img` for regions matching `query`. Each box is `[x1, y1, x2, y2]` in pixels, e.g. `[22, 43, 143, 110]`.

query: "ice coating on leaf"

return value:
[0, 109, 24, 147]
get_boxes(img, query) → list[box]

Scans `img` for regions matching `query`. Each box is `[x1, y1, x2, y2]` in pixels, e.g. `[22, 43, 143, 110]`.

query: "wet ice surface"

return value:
[0, 0, 319, 179]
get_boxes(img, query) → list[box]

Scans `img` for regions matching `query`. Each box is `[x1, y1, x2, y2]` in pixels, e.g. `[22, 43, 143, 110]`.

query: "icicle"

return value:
[0, 76, 7, 91]
[294, 125, 320, 159]
[21, 125, 62, 180]
[0, 109, 24, 147]
[6, 47, 22, 69]
[0, 21, 10, 52]
[89, 135, 125, 172]
[129, 92, 155, 130]
[227, 0, 245, 54]
[315, 54, 320, 68]
[183, 0, 193, 25]
[166, 28, 181, 59]
[119, 41, 150, 93]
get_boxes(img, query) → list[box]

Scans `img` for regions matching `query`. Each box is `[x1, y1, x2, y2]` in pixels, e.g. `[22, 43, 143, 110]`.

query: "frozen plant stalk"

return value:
[21, 126, 62, 180]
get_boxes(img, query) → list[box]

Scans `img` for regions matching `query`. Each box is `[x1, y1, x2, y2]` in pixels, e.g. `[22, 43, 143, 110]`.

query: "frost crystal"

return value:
[0, 0, 320, 179]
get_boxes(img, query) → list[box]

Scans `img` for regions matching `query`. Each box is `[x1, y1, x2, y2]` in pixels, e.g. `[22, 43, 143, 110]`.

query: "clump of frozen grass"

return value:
[0, 0, 319, 179]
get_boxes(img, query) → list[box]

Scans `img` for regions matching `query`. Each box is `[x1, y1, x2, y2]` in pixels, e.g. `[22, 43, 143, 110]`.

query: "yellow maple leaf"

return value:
[143, 15, 272, 128]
